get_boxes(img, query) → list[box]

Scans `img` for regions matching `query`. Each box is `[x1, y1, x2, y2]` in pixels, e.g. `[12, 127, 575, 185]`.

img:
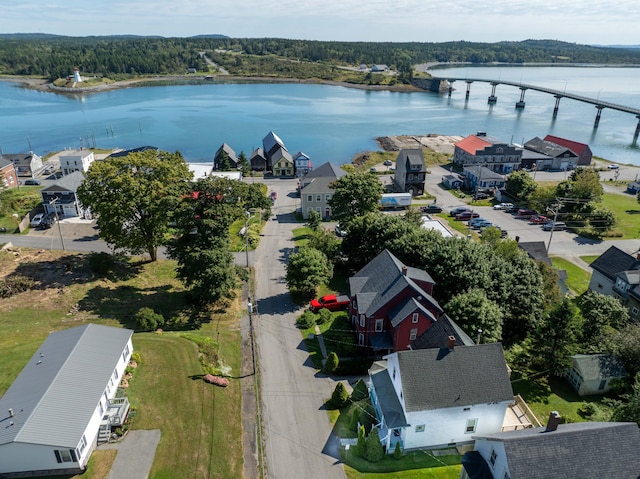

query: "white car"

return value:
[493, 202, 514, 210]
[607, 164, 619, 169]
[30, 213, 44, 227]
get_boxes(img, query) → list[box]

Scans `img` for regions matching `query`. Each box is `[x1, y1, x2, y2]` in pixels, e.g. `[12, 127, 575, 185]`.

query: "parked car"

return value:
[543, 221, 567, 231]
[530, 215, 548, 224]
[478, 222, 496, 231]
[383, 160, 393, 166]
[517, 208, 537, 218]
[493, 202, 514, 210]
[449, 206, 471, 217]
[607, 164, 619, 169]
[30, 213, 44, 227]
[270, 191, 277, 201]
[468, 217, 488, 228]
[24, 179, 41, 186]
[37, 213, 57, 230]
[473, 192, 491, 200]
[421, 204, 443, 214]
[309, 294, 350, 313]
[473, 220, 494, 229]
[482, 226, 508, 238]
[335, 224, 347, 237]
[455, 211, 480, 221]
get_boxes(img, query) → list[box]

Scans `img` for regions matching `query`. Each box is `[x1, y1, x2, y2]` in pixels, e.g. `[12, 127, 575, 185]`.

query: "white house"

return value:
[59, 149, 95, 176]
[461, 415, 640, 479]
[369, 342, 514, 453]
[0, 324, 133, 477]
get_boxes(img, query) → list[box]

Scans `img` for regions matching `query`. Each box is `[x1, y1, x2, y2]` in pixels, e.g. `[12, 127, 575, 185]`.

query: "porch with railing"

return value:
[97, 397, 130, 443]
[502, 394, 542, 431]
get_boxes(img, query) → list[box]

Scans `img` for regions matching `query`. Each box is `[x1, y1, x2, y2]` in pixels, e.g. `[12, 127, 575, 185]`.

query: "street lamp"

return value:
[49, 198, 65, 251]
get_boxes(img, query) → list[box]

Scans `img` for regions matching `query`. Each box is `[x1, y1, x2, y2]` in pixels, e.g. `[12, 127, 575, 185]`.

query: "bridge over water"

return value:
[430, 76, 640, 144]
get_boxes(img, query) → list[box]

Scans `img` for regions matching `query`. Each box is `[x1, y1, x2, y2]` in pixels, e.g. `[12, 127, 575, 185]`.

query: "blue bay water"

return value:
[1, 65, 640, 165]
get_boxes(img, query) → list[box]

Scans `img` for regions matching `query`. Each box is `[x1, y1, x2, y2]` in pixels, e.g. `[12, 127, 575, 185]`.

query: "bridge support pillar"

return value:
[488, 82, 498, 104]
[515, 87, 527, 109]
[633, 115, 640, 146]
[465, 81, 473, 100]
[447, 80, 455, 97]
[594, 105, 605, 128]
[553, 95, 562, 118]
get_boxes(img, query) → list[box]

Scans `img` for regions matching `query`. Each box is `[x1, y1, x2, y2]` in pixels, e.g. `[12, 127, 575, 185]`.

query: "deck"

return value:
[502, 395, 542, 431]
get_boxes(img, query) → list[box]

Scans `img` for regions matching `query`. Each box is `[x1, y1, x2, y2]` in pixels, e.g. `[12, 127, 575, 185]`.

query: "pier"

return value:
[434, 76, 640, 143]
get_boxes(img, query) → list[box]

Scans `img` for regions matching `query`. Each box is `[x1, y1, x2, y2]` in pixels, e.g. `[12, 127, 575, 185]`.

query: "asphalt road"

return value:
[253, 178, 346, 479]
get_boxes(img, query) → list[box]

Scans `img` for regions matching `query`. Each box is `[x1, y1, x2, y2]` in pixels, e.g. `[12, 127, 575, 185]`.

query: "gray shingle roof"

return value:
[262, 131, 287, 155]
[474, 422, 640, 479]
[524, 137, 577, 158]
[397, 149, 426, 172]
[41, 170, 85, 193]
[389, 297, 436, 327]
[590, 246, 640, 281]
[0, 324, 133, 448]
[394, 343, 513, 412]
[571, 354, 626, 381]
[370, 366, 409, 428]
[348, 250, 440, 318]
[411, 314, 475, 350]
[300, 162, 346, 182]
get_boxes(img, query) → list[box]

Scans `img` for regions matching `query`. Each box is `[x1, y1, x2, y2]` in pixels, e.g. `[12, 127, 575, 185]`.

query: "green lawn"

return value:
[293, 226, 313, 246]
[580, 255, 599, 266]
[550, 257, 591, 295]
[600, 192, 640, 238]
[511, 373, 612, 424]
[0, 252, 243, 479]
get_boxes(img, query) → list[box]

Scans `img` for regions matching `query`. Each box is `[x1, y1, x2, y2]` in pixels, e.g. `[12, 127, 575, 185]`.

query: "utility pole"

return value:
[50, 198, 65, 251]
[245, 210, 251, 268]
[545, 199, 562, 255]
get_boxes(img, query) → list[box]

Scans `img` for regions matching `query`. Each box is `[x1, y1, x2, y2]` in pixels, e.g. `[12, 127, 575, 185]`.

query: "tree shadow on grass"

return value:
[78, 283, 193, 330]
[511, 373, 553, 404]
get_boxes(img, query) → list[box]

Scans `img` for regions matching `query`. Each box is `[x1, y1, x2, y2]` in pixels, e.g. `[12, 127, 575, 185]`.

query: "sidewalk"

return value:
[314, 325, 329, 364]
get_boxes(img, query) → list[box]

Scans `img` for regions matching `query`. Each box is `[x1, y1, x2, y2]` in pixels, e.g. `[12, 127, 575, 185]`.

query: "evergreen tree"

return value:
[364, 428, 385, 462]
[325, 352, 340, 375]
[330, 381, 348, 408]
[355, 425, 367, 458]
[350, 378, 369, 403]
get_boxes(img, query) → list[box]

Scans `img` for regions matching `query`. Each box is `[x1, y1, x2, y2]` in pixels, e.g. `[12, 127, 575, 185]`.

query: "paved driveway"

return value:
[99, 429, 161, 479]
[253, 178, 346, 479]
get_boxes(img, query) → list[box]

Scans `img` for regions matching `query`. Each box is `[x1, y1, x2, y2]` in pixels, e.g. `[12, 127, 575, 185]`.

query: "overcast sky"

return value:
[2, 0, 638, 45]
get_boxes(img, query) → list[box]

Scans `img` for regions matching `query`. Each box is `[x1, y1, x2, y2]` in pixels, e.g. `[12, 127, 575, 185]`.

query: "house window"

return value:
[113, 369, 119, 381]
[632, 307, 639, 317]
[490, 449, 497, 467]
[54, 449, 77, 463]
[98, 401, 104, 416]
[393, 368, 396, 380]
[352, 315, 357, 324]
[359, 314, 365, 327]
[503, 471, 510, 479]
[598, 379, 607, 390]
[307, 195, 313, 202]
[316, 207, 321, 213]
[78, 434, 87, 454]
[375, 319, 383, 332]
[415, 424, 425, 433]
[325, 194, 331, 201]
[409, 328, 418, 341]
[408, 173, 414, 181]
[316, 195, 322, 202]
[465, 418, 478, 433]
[412, 312, 419, 323]
[358, 333, 364, 346]
[122, 343, 130, 362]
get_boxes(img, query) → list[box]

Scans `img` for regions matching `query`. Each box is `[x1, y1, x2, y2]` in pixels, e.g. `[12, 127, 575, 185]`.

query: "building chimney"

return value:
[401, 266, 407, 276]
[8, 408, 14, 417]
[447, 335, 456, 350]
[545, 411, 561, 432]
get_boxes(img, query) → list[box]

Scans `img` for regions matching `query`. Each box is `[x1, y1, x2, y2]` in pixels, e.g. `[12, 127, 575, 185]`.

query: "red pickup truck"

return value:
[309, 294, 350, 313]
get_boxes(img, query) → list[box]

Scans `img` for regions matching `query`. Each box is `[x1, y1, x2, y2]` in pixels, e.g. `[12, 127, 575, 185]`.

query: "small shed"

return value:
[442, 174, 463, 190]
[565, 354, 626, 396]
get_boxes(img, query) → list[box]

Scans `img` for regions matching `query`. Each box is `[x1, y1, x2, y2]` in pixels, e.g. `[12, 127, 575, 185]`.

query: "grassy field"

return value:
[550, 257, 591, 295]
[0, 250, 243, 479]
[600, 191, 640, 238]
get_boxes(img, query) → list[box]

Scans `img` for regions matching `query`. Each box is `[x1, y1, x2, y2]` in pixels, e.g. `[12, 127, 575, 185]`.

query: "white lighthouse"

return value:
[73, 67, 82, 83]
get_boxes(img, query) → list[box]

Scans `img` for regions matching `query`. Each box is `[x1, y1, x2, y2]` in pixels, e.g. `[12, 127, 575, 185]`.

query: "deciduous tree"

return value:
[445, 288, 503, 343]
[328, 172, 384, 222]
[77, 150, 192, 261]
[505, 170, 537, 199]
[285, 247, 333, 297]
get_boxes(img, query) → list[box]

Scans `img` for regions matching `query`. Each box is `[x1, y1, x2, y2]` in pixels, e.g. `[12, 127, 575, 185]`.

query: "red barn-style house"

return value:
[348, 249, 449, 353]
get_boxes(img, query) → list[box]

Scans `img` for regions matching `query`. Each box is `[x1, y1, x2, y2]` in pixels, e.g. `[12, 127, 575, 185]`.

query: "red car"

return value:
[309, 294, 350, 313]
[455, 211, 480, 221]
[530, 215, 548, 224]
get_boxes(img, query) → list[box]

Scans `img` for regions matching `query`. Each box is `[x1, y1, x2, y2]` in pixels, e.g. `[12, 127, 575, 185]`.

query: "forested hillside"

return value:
[1, 35, 639, 82]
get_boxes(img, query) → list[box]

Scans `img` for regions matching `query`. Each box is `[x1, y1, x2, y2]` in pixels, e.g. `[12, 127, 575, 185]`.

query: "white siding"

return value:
[403, 402, 510, 450]
[475, 439, 510, 479]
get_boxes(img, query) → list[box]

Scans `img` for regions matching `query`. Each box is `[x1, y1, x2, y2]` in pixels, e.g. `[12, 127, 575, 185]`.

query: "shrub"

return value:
[0, 275, 35, 298]
[350, 378, 369, 403]
[358, 401, 377, 434]
[329, 381, 349, 409]
[130, 351, 142, 365]
[296, 311, 316, 329]
[393, 442, 402, 459]
[364, 428, 385, 462]
[355, 424, 366, 458]
[324, 351, 339, 374]
[134, 307, 165, 332]
[317, 308, 332, 325]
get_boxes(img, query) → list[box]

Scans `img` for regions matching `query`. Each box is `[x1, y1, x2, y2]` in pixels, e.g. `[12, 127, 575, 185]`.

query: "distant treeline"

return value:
[1, 35, 639, 82]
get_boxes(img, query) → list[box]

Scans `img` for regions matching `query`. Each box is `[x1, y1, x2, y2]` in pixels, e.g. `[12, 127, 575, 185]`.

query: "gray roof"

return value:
[521, 148, 552, 161]
[270, 146, 293, 164]
[262, 131, 287, 155]
[0, 324, 133, 448]
[619, 269, 640, 286]
[370, 366, 409, 428]
[389, 297, 436, 328]
[463, 165, 505, 181]
[518, 241, 551, 265]
[214, 143, 239, 165]
[397, 149, 426, 172]
[41, 170, 84, 193]
[571, 354, 626, 381]
[524, 137, 578, 158]
[590, 246, 640, 281]
[1, 153, 38, 166]
[299, 163, 347, 194]
[411, 314, 475, 350]
[0, 158, 13, 169]
[473, 422, 640, 479]
[393, 343, 513, 412]
[348, 249, 441, 318]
